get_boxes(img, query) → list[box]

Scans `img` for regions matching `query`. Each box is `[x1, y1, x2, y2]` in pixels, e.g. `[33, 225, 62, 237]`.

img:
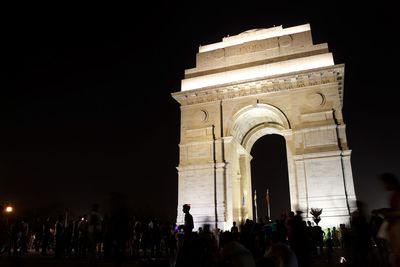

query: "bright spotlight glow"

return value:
[5, 206, 13, 213]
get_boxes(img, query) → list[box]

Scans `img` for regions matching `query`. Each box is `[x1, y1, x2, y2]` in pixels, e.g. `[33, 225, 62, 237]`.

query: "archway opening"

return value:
[250, 134, 290, 222]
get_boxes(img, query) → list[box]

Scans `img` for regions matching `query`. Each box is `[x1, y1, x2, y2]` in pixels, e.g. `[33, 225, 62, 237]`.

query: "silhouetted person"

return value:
[101, 214, 112, 260]
[64, 219, 74, 257]
[54, 215, 65, 258]
[290, 210, 311, 267]
[331, 226, 339, 247]
[41, 217, 52, 256]
[10, 221, 20, 256]
[182, 204, 194, 236]
[78, 214, 88, 258]
[198, 223, 218, 266]
[263, 232, 298, 267]
[72, 215, 82, 256]
[375, 172, 400, 267]
[231, 221, 239, 241]
[312, 222, 324, 256]
[32, 217, 43, 252]
[370, 210, 390, 266]
[88, 203, 102, 265]
[350, 200, 371, 267]
[276, 213, 288, 244]
[175, 204, 203, 267]
[325, 228, 333, 263]
[220, 231, 256, 267]
[108, 192, 130, 267]
[19, 220, 29, 255]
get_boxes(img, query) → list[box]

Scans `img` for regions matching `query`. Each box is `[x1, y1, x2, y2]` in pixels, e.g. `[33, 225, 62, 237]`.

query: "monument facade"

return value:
[172, 24, 357, 229]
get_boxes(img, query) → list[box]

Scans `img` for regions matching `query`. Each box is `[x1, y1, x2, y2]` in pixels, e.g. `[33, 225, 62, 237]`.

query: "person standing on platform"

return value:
[182, 204, 194, 236]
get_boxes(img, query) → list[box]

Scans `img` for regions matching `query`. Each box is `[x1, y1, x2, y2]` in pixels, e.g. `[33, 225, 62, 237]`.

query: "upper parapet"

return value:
[199, 24, 312, 53]
[181, 23, 335, 91]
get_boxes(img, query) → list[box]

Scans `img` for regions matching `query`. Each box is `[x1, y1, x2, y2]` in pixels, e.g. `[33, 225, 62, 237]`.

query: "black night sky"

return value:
[4, 4, 399, 223]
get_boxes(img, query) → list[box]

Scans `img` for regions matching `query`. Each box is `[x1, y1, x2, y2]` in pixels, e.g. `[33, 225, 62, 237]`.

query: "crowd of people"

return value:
[0, 172, 399, 266]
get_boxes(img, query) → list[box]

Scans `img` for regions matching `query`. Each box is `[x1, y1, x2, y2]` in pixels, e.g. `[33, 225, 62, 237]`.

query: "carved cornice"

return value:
[172, 64, 344, 106]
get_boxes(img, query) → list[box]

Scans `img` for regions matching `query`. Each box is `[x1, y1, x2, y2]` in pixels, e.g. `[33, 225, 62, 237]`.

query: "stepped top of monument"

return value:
[180, 23, 338, 92]
[199, 24, 311, 53]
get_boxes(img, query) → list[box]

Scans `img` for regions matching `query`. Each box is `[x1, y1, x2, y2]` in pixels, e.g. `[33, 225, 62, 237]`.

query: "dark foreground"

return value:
[0, 247, 364, 267]
[1, 253, 167, 267]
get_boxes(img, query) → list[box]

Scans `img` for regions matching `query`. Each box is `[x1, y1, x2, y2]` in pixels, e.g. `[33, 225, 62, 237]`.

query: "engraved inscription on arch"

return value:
[303, 127, 337, 147]
[187, 144, 212, 160]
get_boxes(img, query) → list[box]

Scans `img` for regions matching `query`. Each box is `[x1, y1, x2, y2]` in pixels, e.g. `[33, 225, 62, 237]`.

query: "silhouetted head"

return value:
[356, 200, 366, 210]
[182, 204, 190, 213]
[91, 203, 99, 212]
[379, 172, 400, 191]
[220, 231, 234, 247]
[296, 210, 303, 215]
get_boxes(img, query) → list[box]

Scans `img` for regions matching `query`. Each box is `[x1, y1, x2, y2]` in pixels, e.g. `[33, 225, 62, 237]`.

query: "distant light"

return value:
[5, 206, 13, 213]
[340, 256, 347, 263]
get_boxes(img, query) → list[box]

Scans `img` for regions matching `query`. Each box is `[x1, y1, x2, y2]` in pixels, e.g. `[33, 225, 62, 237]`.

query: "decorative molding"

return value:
[172, 65, 344, 106]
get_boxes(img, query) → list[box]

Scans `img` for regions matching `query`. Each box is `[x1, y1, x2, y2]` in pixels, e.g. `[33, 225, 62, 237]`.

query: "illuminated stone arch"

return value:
[230, 103, 290, 148]
[172, 24, 357, 230]
[226, 104, 298, 224]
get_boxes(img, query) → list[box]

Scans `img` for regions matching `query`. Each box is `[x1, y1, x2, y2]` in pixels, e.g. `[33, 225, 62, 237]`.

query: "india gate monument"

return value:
[171, 23, 357, 230]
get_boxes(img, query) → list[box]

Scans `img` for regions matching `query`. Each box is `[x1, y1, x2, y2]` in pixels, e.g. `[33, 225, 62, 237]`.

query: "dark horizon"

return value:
[4, 5, 399, 224]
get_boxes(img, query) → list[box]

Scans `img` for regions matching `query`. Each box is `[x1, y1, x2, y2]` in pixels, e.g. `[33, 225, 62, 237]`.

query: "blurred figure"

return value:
[264, 241, 298, 267]
[78, 214, 88, 258]
[331, 226, 339, 247]
[375, 172, 400, 267]
[220, 231, 256, 267]
[231, 221, 239, 241]
[88, 203, 102, 265]
[87, 203, 103, 258]
[64, 219, 74, 257]
[41, 217, 52, 256]
[72, 215, 82, 256]
[350, 200, 371, 266]
[370, 210, 390, 266]
[54, 215, 65, 258]
[108, 193, 130, 267]
[325, 228, 333, 264]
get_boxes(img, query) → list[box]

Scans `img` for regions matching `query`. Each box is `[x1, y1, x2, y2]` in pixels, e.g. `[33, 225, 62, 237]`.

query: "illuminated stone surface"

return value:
[172, 24, 357, 230]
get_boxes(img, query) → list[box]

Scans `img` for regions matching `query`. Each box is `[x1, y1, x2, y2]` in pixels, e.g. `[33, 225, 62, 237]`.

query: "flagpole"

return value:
[254, 190, 258, 222]
[266, 189, 271, 222]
